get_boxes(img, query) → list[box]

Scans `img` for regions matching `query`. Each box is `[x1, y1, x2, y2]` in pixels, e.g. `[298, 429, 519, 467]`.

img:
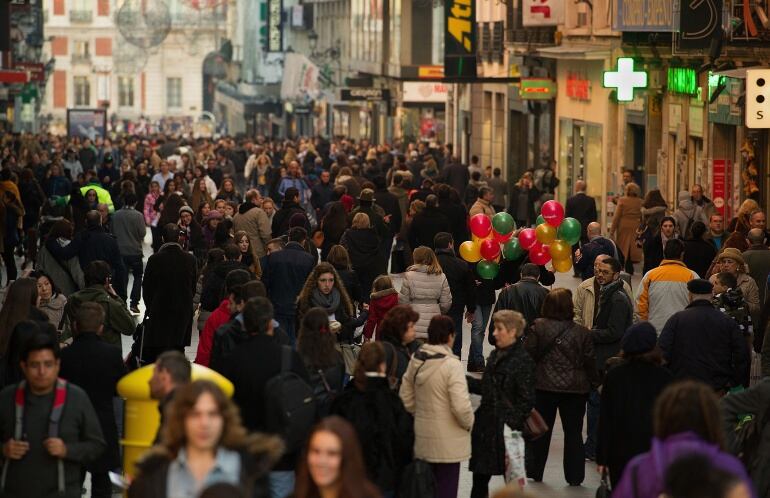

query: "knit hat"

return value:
[621, 322, 658, 354]
[716, 248, 746, 268]
[204, 210, 223, 221]
[687, 278, 714, 295]
[179, 206, 194, 217]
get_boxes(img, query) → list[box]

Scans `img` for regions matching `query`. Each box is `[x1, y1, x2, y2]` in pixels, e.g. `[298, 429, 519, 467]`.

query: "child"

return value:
[713, 271, 754, 386]
[362, 275, 398, 341]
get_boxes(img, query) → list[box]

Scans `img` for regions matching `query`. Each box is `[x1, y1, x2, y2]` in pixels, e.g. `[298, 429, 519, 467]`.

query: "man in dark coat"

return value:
[574, 222, 619, 280]
[59, 303, 126, 498]
[434, 232, 476, 358]
[262, 227, 315, 344]
[489, 263, 549, 338]
[565, 180, 598, 245]
[310, 170, 334, 216]
[436, 184, 470, 247]
[372, 176, 402, 259]
[659, 279, 749, 391]
[140, 223, 197, 363]
[271, 187, 310, 236]
[442, 159, 470, 199]
[199, 243, 252, 314]
[407, 194, 451, 250]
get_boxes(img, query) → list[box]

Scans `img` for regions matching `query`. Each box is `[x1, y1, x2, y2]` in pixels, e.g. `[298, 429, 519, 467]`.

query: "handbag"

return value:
[338, 343, 361, 375]
[595, 468, 611, 498]
[522, 408, 549, 441]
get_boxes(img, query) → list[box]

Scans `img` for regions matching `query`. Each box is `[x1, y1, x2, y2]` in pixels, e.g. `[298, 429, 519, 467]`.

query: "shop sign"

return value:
[712, 159, 732, 218]
[403, 82, 448, 103]
[67, 108, 107, 140]
[679, 0, 722, 49]
[267, 0, 283, 52]
[708, 77, 741, 125]
[418, 66, 444, 79]
[603, 57, 647, 102]
[667, 67, 698, 96]
[519, 78, 556, 100]
[566, 71, 590, 100]
[614, 0, 674, 31]
[522, 0, 565, 26]
[340, 88, 390, 102]
[444, 0, 477, 79]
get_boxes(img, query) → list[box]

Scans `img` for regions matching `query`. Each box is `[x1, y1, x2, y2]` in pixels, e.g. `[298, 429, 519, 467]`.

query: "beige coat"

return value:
[232, 206, 272, 258]
[398, 265, 452, 338]
[611, 196, 643, 263]
[399, 343, 474, 463]
[573, 277, 633, 329]
[469, 198, 495, 218]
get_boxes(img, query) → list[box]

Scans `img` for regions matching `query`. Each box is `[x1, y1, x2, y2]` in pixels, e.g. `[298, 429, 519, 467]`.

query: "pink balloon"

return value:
[541, 200, 565, 227]
[492, 229, 513, 244]
[529, 244, 552, 265]
[480, 239, 501, 261]
[518, 228, 538, 250]
[469, 214, 492, 238]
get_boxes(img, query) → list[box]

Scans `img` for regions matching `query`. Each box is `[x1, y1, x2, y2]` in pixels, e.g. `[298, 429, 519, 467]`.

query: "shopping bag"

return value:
[503, 427, 527, 487]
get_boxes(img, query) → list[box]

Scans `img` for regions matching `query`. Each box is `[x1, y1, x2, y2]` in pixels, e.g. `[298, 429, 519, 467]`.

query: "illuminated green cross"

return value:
[603, 57, 647, 102]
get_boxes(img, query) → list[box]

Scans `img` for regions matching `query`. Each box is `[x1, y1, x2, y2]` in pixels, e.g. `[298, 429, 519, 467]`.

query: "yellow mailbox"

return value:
[116, 363, 234, 477]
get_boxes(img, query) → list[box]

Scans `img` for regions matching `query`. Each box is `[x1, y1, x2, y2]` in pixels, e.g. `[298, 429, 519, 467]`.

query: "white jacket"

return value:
[398, 265, 452, 338]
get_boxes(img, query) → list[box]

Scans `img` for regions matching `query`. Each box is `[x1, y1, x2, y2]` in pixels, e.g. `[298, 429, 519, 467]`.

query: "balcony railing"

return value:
[71, 53, 92, 64]
[69, 10, 93, 23]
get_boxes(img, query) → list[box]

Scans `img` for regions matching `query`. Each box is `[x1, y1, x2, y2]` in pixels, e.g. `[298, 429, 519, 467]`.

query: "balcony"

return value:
[69, 10, 93, 23]
[71, 53, 92, 64]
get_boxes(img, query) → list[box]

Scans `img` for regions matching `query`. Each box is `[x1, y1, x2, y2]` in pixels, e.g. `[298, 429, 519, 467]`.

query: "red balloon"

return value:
[541, 200, 565, 227]
[492, 229, 513, 244]
[469, 214, 492, 238]
[529, 244, 552, 265]
[480, 239, 501, 261]
[518, 228, 538, 250]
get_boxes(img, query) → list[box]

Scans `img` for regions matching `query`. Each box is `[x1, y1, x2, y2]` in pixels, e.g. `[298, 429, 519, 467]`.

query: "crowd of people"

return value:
[0, 131, 768, 498]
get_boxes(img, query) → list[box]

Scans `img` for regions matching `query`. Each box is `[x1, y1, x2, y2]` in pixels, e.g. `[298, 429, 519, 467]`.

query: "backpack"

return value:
[264, 346, 317, 454]
[683, 213, 696, 240]
[734, 400, 770, 468]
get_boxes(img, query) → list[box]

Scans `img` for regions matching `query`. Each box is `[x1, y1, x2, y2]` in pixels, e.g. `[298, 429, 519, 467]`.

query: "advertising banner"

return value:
[614, 0, 674, 31]
[444, 0, 477, 79]
[67, 109, 107, 140]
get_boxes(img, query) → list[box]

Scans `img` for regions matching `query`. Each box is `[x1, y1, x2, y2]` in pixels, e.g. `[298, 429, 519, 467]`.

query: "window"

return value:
[167, 77, 182, 109]
[73, 76, 90, 106]
[96, 74, 110, 102]
[73, 40, 90, 62]
[118, 76, 134, 107]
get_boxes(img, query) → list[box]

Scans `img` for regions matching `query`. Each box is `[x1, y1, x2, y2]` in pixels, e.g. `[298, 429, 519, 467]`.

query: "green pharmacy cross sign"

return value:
[603, 57, 647, 102]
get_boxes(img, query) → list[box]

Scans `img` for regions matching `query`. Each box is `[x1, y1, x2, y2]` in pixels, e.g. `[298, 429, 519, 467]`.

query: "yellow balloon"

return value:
[535, 223, 557, 244]
[473, 233, 494, 244]
[550, 239, 572, 261]
[552, 257, 573, 273]
[459, 240, 482, 263]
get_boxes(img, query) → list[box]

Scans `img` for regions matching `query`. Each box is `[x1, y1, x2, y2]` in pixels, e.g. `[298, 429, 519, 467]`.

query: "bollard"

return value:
[116, 363, 234, 477]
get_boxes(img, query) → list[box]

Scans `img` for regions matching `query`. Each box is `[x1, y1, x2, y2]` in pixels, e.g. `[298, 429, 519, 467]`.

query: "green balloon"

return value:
[536, 214, 546, 226]
[492, 212, 516, 235]
[477, 260, 500, 280]
[502, 238, 524, 260]
[557, 217, 582, 245]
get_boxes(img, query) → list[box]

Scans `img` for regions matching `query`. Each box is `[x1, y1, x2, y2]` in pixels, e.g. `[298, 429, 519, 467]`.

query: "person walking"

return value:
[524, 289, 597, 486]
[610, 182, 643, 274]
[469, 187, 496, 218]
[487, 168, 507, 212]
[683, 221, 718, 279]
[407, 195, 451, 250]
[400, 316, 474, 498]
[111, 192, 146, 313]
[296, 263, 358, 343]
[232, 190, 272, 259]
[398, 246, 452, 340]
[596, 322, 673, 487]
[488, 263, 548, 339]
[565, 180, 598, 246]
[573, 254, 632, 329]
[574, 222, 619, 280]
[673, 190, 709, 239]
[508, 173, 538, 228]
[380, 305, 421, 389]
[434, 232, 476, 359]
[643, 216, 678, 275]
[468, 310, 535, 497]
[340, 213, 384, 304]
[297, 308, 346, 418]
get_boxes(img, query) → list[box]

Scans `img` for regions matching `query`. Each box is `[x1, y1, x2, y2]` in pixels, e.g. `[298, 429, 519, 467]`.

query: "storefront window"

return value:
[558, 118, 602, 203]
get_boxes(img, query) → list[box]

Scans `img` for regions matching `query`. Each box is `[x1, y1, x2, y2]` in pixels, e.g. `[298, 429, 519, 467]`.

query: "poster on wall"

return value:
[444, 0, 477, 80]
[522, 0, 565, 26]
[67, 109, 107, 140]
[712, 159, 733, 219]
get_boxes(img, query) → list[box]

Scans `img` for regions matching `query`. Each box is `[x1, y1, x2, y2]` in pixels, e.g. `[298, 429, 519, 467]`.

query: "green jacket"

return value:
[63, 286, 135, 345]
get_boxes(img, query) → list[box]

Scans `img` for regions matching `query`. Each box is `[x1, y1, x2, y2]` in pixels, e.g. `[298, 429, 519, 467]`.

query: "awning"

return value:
[534, 45, 611, 60]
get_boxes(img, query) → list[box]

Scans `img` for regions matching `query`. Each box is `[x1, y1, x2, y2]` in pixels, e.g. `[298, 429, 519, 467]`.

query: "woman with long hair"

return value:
[614, 381, 752, 498]
[191, 178, 213, 214]
[234, 230, 262, 278]
[326, 245, 362, 306]
[380, 304, 421, 390]
[297, 307, 345, 416]
[508, 172, 538, 228]
[296, 262, 357, 343]
[728, 199, 760, 234]
[596, 322, 673, 486]
[611, 182, 643, 274]
[331, 342, 413, 495]
[641, 188, 668, 236]
[293, 416, 381, 498]
[398, 246, 451, 339]
[0, 277, 47, 358]
[217, 178, 243, 204]
[129, 380, 283, 498]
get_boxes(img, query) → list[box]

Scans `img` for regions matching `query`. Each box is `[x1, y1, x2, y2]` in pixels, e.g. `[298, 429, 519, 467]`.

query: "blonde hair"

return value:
[351, 212, 371, 229]
[412, 246, 442, 275]
[409, 199, 425, 216]
[625, 182, 641, 197]
[738, 199, 760, 217]
[492, 310, 526, 338]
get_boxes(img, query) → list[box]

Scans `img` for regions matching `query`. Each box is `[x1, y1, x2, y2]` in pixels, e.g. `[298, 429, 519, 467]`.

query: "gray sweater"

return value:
[112, 206, 147, 257]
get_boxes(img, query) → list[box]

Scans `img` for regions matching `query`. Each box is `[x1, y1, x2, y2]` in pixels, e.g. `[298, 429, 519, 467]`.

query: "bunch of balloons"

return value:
[458, 201, 583, 279]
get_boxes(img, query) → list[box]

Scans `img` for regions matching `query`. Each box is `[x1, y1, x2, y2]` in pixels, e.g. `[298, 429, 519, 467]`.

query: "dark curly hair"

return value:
[297, 307, 339, 370]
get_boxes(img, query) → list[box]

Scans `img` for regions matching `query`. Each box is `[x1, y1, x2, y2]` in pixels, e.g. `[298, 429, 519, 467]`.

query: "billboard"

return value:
[67, 109, 107, 140]
[614, 0, 674, 31]
[444, 0, 477, 80]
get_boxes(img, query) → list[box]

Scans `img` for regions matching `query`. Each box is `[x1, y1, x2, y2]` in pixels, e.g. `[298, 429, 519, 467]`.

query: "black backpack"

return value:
[264, 346, 317, 454]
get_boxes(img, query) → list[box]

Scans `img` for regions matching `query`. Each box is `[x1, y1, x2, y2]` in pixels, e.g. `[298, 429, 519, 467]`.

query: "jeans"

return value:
[470, 304, 492, 366]
[269, 471, 295, 498]
[275, 313, 296, 345]
[449, 308, 464, 357]
[431, 462, 460, 498]
[526, 390, 588, 485]
[584, 388, 600, 458]
[121, 254, 144, 307]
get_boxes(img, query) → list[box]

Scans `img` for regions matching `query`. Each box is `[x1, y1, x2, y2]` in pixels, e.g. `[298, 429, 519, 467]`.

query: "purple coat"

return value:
[614, 432, 755, 498]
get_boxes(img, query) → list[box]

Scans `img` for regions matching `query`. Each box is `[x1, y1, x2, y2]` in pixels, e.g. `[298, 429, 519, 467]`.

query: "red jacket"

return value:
[362, 289, 399, 340]
[195, 299, 231, 367]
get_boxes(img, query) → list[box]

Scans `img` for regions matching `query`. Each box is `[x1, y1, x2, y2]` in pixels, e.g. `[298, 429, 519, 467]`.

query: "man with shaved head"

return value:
[574, 222, 619, 280]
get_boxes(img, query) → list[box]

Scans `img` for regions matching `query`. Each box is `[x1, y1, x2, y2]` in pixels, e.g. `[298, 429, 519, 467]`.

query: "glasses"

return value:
[594, 269, 614, 276]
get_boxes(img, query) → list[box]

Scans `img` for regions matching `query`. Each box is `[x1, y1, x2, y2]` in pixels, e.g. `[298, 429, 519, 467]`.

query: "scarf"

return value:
[311, 287, 341, 314]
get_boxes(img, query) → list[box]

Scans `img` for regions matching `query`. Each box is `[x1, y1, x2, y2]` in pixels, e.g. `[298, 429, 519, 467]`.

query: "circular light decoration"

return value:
[116, 0, 172, 50]
[113, 36, 149, 75]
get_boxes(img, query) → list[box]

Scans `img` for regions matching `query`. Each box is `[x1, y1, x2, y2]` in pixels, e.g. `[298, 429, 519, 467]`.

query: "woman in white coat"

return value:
[398, 246, 452, 339]
[400, 315, 474, 498]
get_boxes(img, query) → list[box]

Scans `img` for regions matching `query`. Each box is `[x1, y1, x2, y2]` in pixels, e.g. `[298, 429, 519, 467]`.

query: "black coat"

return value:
[436, 248, 476, 312]
[565, 192, 598, 242]
[642, 234, 665, 275]
[331, 377, 414, 492]
[210, 317, 291, 373]
[59, 332, 126, 473]
[336, 268, 362, 304]
[142, 243, 197, 349]
[271, 201, 309, 236]
[596, 360, 673, 486]
[341, 228, 384, 301]
[574, 236, 617, 280]
[659, 300, 749, 390]
[488, 279, 549, 335]
[374, 188, 403, 234]
[407, 207, 451, 250]
[592, 279, 633, 373]
[262, 242, 315, 316]
[382, 335, 421, 389]
[199, 260, 251, 312]
[311, 182, 334, 212]
[50, 225, 126, 287]
[468, 342, 535, 475]
[683, 238, 717, 278]
[442, 162, 470, 199]
[440, 201, 470, 247]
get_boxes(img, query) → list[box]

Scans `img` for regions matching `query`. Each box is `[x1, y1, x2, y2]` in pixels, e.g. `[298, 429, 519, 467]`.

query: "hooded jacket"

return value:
[398, 343, 474, 462]
[673, 190, 709, 237]
[363, 288, 399, 340]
